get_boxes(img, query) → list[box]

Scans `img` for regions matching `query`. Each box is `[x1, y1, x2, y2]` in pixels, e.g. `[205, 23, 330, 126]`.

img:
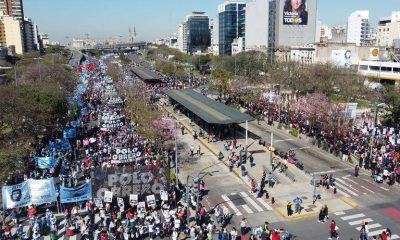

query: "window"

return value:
[381, 67, 392, 72]
[393, 68, 400, 73]
[370, 66, 380, 71]
[360, 65, 368, 70]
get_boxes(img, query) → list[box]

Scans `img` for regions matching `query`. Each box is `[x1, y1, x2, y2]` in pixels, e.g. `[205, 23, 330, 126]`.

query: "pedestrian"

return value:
[190, 145, 194, 157]
[329, 220, 338, 239]
[241, 164, 246, 176]
[249, 154, 254, 167]
[197, 145, 201, 156]
[293, 197, 303, 214]
[286, 201, 293, 216]
[267, 172, 275, 188]
[355, 165, 360, 177]
[181, 125, 185, 135]
[240, 218, 247, 235]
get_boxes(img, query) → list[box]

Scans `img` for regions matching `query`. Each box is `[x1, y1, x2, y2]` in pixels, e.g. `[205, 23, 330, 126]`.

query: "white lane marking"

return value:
[221, 194, 242, 216]
[360, 185, 375, 194]
[335, 182, 359, 196]
[334, 211, 346, 216]
[390, 234, 400, 239]
[241, 204, 254, 214]
[250, 191, 273, 210]
[369, 229, 389, 237]
[336, 188, 351, 198]
[336, 178, 360, 192]
[348, 218, 373, 226]
[240, 192, 263, 212]
[341, 213, 365, 221]
[380, 186, 390, 191]
[290, 147, 311, 150]
[356, 223, 381, 231]
[275, 139, 295, 142]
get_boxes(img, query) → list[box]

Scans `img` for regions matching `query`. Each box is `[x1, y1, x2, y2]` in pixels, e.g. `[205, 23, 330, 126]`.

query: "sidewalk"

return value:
[163, 105, 358, 220]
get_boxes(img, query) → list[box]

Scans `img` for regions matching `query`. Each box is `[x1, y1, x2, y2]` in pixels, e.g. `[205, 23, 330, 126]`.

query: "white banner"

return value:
[146, 194, 156, 207]
[2, 178, 56, 210]
[160, 190, 168, 201]
[2, 181, 30, 209]
[129, 194, 138, 205]
[28, 178, 57, 205]
[104, 191, 113, 203]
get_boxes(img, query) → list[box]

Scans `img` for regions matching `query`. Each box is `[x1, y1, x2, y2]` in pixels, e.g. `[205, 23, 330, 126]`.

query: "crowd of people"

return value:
[228, 92, 400, 187]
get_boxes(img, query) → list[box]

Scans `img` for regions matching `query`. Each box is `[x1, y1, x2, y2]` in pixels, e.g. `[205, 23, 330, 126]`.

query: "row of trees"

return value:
[0, 49, 78, 181]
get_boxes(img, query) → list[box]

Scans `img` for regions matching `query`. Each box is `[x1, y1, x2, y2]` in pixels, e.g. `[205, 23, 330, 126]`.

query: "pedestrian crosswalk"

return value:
[220, 191, 273, 216]
[334, 211, 399, 239]
[329, 175, 388, 198]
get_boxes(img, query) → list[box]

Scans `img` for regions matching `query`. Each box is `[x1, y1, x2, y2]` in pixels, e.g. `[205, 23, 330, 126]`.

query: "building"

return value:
[376, 11, 400, 48]
[210, 16, 219, 55]
[218, 0, 246, 55]
[39, 33, 49, 47]
[330, 25, 347, 43]
[0, 0, 24, 21]
[177, 23, 188, 53]
[0, 11, 23, 54]
[23, 17, 35, 51]
[245, 0, 269, 51]
[231, 37, 244, 55]
[347, 10, 370, 46]
[185, 12, 210, 54]
[320, 24, 332, 40]
[32, 23, 40, 50]
[273, 0, 318, 48]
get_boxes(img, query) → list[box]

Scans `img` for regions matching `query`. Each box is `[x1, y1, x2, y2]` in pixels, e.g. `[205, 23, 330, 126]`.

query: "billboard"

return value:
[92, 165, 169, 201]
[331, 50, 351, 68]
[283, 0, 308, 25]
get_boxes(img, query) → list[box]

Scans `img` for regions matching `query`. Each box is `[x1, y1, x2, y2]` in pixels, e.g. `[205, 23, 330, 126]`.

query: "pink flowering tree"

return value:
[290, 93, 332, 128]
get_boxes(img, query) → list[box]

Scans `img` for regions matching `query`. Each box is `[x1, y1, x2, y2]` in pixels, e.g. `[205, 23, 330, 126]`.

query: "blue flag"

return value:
[60, 181, 92, 203]
[63, 128, 76, 139]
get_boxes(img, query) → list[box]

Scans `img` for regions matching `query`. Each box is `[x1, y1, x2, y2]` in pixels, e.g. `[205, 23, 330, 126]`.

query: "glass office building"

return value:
[186, 12, 211, 54]
[218, 0, 246, 55]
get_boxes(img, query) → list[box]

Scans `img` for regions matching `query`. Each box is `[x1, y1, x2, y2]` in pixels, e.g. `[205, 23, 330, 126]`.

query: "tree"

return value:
[290, 93, 332, 128]
[107, 63, 124, 82]
[381, 87, 400, 128]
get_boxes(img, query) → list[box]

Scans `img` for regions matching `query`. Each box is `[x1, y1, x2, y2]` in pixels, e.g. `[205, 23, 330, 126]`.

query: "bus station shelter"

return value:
[163, 88, 254, 139]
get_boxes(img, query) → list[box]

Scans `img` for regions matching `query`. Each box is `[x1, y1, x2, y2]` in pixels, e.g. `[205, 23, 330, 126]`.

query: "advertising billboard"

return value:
[283, 0, 308, 25]
[331, 50, 351, 68]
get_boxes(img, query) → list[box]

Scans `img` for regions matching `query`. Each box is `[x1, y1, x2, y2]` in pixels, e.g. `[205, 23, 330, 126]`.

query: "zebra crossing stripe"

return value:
[390, 234, 400, 239]
[369, 229, 391, 237]
[348, 218, 373, 226]
[249, 191, 273, 210]
[221, 194, 242, 216]
[240, 192, 264, 212]
[335, 181, 359, 196]
[341, 213, 365, 220]
[241, 205, 254, 214]
[336, 188, 351, 198]
[336, 178, 360, 193]
[334, 211, 345, 216]
[356, 223, 381, 231]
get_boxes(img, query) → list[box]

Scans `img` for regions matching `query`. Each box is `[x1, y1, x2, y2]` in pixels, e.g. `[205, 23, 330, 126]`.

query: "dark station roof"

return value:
[131, 66, 162, 81]
[163, 88, 254, 125]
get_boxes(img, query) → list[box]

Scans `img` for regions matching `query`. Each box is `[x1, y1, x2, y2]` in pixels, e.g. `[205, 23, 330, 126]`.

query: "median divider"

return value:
[339, 196, 359, 208]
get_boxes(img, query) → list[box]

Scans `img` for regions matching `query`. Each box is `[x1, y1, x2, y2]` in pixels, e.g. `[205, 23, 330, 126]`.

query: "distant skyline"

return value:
[23, 0, 400, 43]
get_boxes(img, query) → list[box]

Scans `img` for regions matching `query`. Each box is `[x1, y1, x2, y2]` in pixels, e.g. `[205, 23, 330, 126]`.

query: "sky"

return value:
[23, 0, 400, 43]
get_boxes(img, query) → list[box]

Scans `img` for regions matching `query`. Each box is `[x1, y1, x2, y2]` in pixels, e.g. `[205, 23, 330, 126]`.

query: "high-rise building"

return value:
[331, 25, 347, 43]
[218, 0, 246, 55]
[177, 23, 188, 53]
[0, 11, 23, 54]
[185, 12, 210, 54]
[0, 0, 24, 21]
[210, 16, 219, 55]
[245, 0, 270, 51]
[273, 0, 318, 48]
[377, 11, 400, 48]
[347, 10, 370, 46]
[32, 23, 40, 51]
[23, 16, 35, 51]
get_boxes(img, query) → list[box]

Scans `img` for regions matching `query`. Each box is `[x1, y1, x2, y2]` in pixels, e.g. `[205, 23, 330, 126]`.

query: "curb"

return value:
[274, 207, 319, 220]
[338, 196, 359, 208]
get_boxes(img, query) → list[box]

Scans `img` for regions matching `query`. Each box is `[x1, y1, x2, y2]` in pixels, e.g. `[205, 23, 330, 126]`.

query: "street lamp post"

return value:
[14, 57, 43, 86]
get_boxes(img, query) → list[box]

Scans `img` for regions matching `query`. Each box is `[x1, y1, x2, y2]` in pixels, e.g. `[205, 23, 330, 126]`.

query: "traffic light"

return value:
[193, 178, 200, 195]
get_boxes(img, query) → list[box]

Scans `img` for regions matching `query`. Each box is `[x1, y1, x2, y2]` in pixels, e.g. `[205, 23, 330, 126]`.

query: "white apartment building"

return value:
[177, 23, 188, 53]
[210, 16, 219, 55]
[244, 0, 269, 51]
[0, 11, 23, 54]
[377, 11, 400, 47]
[347, 10, 370, 46]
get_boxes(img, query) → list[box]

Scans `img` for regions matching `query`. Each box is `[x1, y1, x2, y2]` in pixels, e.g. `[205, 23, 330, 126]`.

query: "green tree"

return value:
[381, 87, 400, 128]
